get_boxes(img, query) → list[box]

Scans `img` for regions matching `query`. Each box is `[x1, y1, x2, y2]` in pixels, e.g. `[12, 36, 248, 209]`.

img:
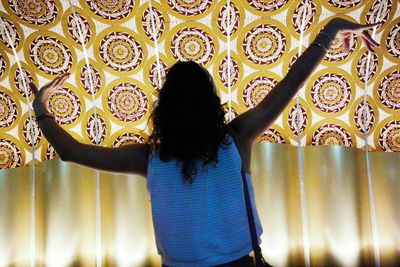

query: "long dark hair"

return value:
[149, 61, 229, 184]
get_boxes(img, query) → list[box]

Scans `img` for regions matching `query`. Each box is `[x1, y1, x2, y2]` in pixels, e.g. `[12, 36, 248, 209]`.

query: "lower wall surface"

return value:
[0, 143, 399, 267]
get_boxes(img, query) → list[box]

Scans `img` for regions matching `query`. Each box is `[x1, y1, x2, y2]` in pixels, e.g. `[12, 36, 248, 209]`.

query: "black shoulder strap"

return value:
[230, 133, 270, 267]
[240, 167, 266, 267]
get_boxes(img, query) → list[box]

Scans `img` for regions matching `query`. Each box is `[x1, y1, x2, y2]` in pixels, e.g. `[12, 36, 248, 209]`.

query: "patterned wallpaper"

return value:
[0, 0, 399, 169]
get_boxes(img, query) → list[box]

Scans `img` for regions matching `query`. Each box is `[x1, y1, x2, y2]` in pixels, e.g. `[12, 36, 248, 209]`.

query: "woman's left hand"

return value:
[31, 72, 70, 115]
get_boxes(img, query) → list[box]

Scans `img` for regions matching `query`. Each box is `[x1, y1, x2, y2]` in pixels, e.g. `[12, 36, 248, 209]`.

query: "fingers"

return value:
[343, 36, 350, 53]
[360, 21, 382, 30]
[361, 35, 374, 52]
[362, 30, 380, 47]
[53, 72, 70, 88]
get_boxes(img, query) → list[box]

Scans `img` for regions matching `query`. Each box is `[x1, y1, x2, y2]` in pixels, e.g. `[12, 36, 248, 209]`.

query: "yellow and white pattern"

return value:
[0, 0, 399, 169]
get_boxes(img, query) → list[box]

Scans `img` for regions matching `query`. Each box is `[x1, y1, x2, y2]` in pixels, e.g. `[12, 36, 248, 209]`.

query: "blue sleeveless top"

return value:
[147, 135, 263, 267]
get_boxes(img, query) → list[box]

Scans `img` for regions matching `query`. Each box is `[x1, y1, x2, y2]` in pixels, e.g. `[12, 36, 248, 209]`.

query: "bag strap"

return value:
[240, 167, 266, 267]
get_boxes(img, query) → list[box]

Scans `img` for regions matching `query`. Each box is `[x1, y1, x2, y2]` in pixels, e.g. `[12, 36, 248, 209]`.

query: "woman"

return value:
[31, 18, 379, 267]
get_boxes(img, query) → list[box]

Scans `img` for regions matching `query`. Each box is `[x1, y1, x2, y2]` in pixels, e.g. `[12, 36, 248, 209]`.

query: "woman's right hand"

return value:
[327, 18, 381, 52]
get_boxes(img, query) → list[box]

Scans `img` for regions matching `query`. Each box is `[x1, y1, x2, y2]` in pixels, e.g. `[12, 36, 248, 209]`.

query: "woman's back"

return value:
[147, 134, 262, 267]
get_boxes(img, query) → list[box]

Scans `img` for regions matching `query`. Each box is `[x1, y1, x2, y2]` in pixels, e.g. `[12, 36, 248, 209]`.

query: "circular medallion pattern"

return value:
[363, 0, 397, 32]
[283, 98, 312, 139]
[257, 125, 287, 144]
[375, 116, 400, 152]
[167, 22, 218, 67]
[0, 50, 9, 81]
[148, 59, 168, 91]
[63, 7, 95, 48]
[19, 112, 43, 149]
[307, 68, 354, 116]
[240, 71, 280, 109]
[374, 67, 400, 113]
[213, 0, 243, 39]
[80, 0, 137, 23]
[0, 87, 19, 131]
[0, 12, 24, 52]
[238, 19, 289, 69]
[109, 131, 147, 147]
[382, 18, 400, 63]
[350, 96, 378, 138]
[10, 63, 37, 102]
[83, 110, 109, 145]
[77, 59, 104, 97]
[137, 3, 167, 43]
[352, 47, 381, 87]
[288, 0, 319, 35]
[95, 27, 146, 75]
[25, 31, 75, 77]
[245, 0, 289, 15]
[165, 0, 214, 18]
[3, 0, 60, 28]
[42, 142, 59, 160]
[323, 0, 365, 12]
[214, 51, 242, 90]
[308, 120, 355, 147]
[105, 79, 150, 125]
[0, 134, 24, 169]
[47, 85, 83, 127]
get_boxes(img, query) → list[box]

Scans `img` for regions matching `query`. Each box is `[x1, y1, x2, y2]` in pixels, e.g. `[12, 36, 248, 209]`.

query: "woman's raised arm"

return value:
[31, 74, 149, 177]
[229, 18, 380, 147]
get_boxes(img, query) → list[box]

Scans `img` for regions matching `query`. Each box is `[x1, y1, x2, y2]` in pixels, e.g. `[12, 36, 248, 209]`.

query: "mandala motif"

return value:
[214, 0, 241, 38]
[26, 32, 75, 76]
[47, 87, 82, 126]
[78, 60, 103, 96]
[81, 0, 136, 23]
[375, 117, 400, 152]
[383, 18, 400, 63]
[43, 142, 59, 160]
[148, 59, 168, 90]
[217, 54, 240, 88]
[0, 135, 23, 169]
[283, 98, 311, 139]
[307, 70, 353, 115]
[0, 13, 23, 52]
[168, 23, 217, 66]
[353, 48, 380, 86]
[241, 73, 279, 109]
[376, 68, 400, 113]
[111, 132, 147, 147]
[20, 113, 42, 149]
[257, 126, 287, 144]
[106, 81, 149, 123]
[0, 87, 19, 130]
[309, 121, 354, 147]
[325, 36, 357, 63]
[11, 64, 35, 101]
[96, 28, 145, 74]
[4, 0, 60, 28]
[64, 7, 94, 47]
[166, 0, 213, 17]
[363, 0, 396, 32]
[246, 0, 289, 15]
[239, 19, 288, 68]
[139, 4, 166, 42]
[0, 50, 9, 81]
[290, 0, 318, 34]
[85, 113, 107, 145]
[350, 96, 377, 138]
[323, 0, 365, 11]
